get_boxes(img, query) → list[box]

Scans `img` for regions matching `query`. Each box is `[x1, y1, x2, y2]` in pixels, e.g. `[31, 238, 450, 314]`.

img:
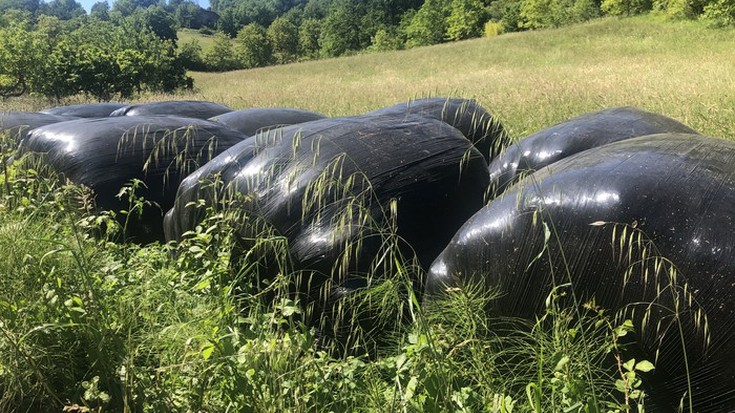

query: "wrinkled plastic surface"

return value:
[366, 97, 511, 163]
[427, 133, 735, 411]
[40, 103, 127, 118]
[21, 116, 246, 242]
[487, 107, 699, 196]
[0, 111, 77, 142]
[110, 100, 233, 119]
[166, 114, 490, 292]
[209, 108, 326, 136]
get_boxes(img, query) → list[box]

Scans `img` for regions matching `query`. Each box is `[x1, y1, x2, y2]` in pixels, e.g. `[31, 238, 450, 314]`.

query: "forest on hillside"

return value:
[1, 0, 734, 100]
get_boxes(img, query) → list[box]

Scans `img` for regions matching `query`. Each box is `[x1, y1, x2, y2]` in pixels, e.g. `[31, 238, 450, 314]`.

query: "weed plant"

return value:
[0, 125, 657, 413]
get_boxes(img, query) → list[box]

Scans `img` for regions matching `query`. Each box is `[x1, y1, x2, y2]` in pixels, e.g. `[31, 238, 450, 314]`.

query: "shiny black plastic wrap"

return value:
[110, 100, 233, 119]
[209, 108, 326, 136]
[427, 133, 735, 411]
[0, 111, 77, 142]
[166, 114, 490, 297]
[20, 116, 246, 242]
[40, 103, 127, 118]
[487, 107, 699, 196]
[366, 97, 511, 163]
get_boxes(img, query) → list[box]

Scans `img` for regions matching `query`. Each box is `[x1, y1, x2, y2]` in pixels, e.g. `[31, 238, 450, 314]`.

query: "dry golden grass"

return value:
[177, 16, 735, 140]
[177, 28, 221, 54]
[4, 15, 735, 140]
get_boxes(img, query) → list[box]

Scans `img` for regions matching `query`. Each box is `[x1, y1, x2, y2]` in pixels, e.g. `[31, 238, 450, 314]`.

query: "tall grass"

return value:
[0, 15, 721, 412]
[0, 127, 649, 412]
[4, 16, 734, 140]
[177, 28, 221, 54]
[179, 15, 735, 141]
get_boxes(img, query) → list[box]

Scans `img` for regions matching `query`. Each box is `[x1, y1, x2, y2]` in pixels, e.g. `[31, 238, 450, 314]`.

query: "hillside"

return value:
[179, 15, 735, 141]
[176, 29, 220, 53]
[177, 28, 222, 54]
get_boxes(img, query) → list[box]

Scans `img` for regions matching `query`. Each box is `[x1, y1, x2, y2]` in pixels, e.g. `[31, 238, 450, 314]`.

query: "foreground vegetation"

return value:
[5, 16, 735, 141]
[0, 142, 646, 412]
[1, 16, 733, 411]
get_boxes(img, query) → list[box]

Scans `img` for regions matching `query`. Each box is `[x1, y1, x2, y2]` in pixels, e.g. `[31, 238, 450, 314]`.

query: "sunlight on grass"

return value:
[181, 16, 735, 140]
[177, 28, 220, 54]
[4, 16, 734, 141]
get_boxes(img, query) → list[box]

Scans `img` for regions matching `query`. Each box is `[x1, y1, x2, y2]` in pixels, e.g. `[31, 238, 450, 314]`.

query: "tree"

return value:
[72, 21, 187, 99]
[166, 0, 183, 12]
[601, 0, 651, 15]
[486, 0, 523, 32]
[126, 6, 178, 41]
[359, 7, 388, 47]
[370, 0, 424, 25]
[298, 17, 321, 59]
[0, 8, 32, 27]
[35, 35, 81, 99]
[0, 0, 40, 15]
[235, 23, 272, 68]
[178, 39, 206, 70]
[0, 18, 188, 100]
[35, 14, 64, 42]
[302, 0, 330, 19]
[702, 0, 735, 25]
[40, 0, 86, 20]
[238, 0, 276, 27]
[368, 27, 403, 51]
[446, 0, 486, 40]
[90, 1, 110, 20]
[396, 8, 416, 39]
[111, 0, 159, 17]
[520, 0, 598, 28]
[0, 22, 42, 97]
[267, 16, 299, 63]
[518, 0, 551, 28]
[653, 0, 700, 18]
[206, 32, 241, 71]
[174, 1, 199, 28]
[319, 0, 361, 57]
[216, 7, 240, 36]
[405, 0, 449, 47]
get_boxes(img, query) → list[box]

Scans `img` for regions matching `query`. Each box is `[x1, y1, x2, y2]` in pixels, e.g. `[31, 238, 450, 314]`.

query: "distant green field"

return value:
[177, 28, 223, 54]
[179, 15, 735, 141]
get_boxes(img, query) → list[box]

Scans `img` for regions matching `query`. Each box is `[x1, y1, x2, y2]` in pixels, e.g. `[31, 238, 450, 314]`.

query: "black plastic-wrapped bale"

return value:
[487, 107, 699, 197]
[427, 133, 735, 412]
[110, 100, 233, 119]
[166, 114, 490, 292]
[21, 116, 246, 243]
[0, 111, 77, 142]
[366, 97, 511, 163]
[209, 108, 326, 136]
[40, 103, 127, 118]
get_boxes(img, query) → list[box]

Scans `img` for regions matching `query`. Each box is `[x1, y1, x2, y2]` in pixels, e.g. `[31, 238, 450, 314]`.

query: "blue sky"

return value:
[78, 0, 211, 12]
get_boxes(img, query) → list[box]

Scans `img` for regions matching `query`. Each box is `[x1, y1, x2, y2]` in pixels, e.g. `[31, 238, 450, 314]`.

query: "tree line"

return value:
[182, 0, 734, 71]
[0, 0, 195, 101]
[1, 0, 733, 100]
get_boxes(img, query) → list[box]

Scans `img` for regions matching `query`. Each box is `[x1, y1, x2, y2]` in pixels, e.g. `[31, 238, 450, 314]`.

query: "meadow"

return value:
[177, 28, 221, 54]
[1, 14, 734, 412]
[5, 15, 735, 141]
[188, 15, 735, 140]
